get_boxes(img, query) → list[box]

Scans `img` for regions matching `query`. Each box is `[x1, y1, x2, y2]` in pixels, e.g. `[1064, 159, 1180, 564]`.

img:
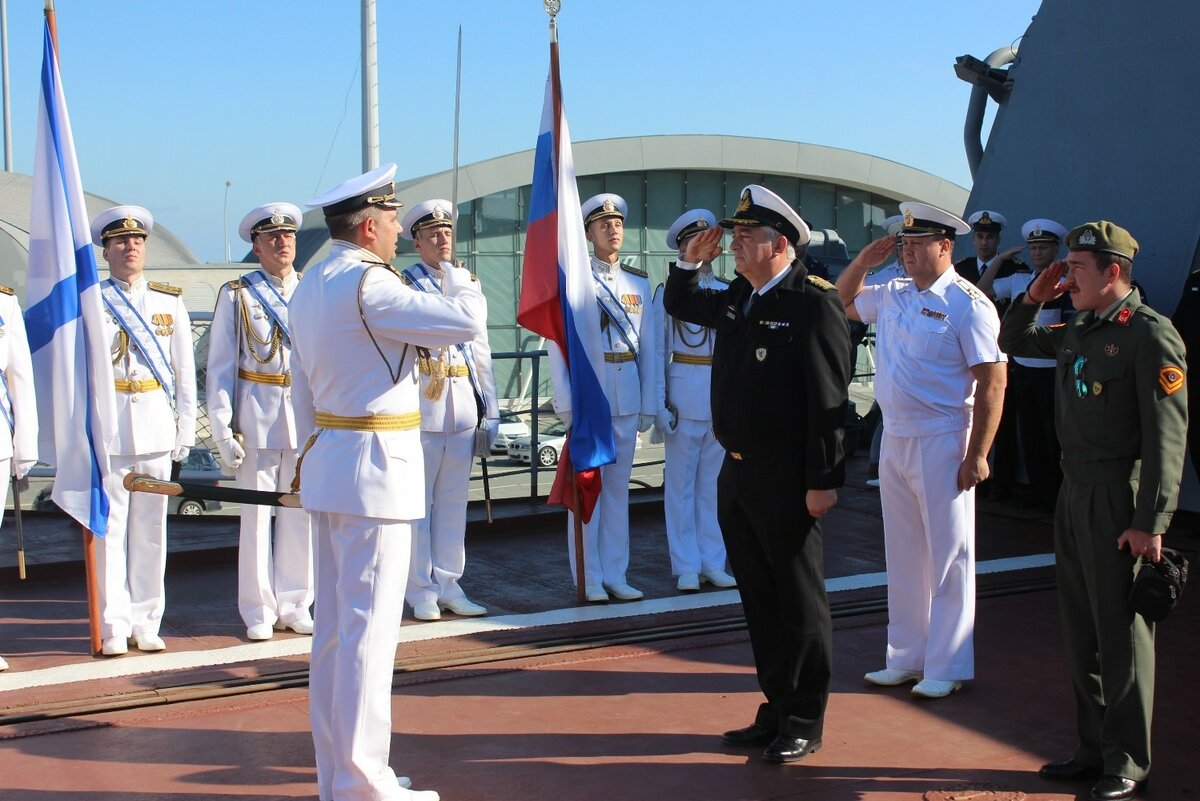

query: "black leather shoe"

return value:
[721, 722, 775, 746]
[1091, 776, 1145, 801]
[762, 735, 822, 763]
[1039, 758, 1103, 781]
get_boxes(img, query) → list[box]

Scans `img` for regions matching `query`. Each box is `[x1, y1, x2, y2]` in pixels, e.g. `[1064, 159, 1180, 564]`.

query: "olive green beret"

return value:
[1067, 220, 1139, 260]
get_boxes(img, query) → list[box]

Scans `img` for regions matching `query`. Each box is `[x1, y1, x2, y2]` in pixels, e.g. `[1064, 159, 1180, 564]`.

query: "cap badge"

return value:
[602, 198, 615, 213]
[1104, 343, 1120, 356]
[270, 210, 285, 226]
[903, 209, 915, 228]
[1078, 228, 1098, 246]
[736, 189, 752, 214]
[696, 219, 709, 230]
[121, 216, 139, 232]
[432, 207, 449, 221]
[978, 212, 993, 225]
[1032, 227, 1043, 238]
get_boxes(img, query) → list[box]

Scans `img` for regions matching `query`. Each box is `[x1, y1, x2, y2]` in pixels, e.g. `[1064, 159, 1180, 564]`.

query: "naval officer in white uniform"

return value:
[207, 202, 314, 641]
[399, 199, 498, 621]
[549, 193, 656, 603]
[290, 163, 485, 801]
[91, 205, 197, 656]
[0, 281, 38, 673]
[650, 209, 736, 593]
[837, 202, 1006, 699]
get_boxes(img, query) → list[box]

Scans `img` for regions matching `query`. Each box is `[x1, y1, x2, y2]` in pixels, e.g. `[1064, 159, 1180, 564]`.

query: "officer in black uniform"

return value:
[664, 184, 850, 765]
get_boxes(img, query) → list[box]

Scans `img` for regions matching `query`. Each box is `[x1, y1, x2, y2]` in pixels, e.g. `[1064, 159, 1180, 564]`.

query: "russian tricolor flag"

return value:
[517, 55, 614, 522]
[24, 20, 117, 536]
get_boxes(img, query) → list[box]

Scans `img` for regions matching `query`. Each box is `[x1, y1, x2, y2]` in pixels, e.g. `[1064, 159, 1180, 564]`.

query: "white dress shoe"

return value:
[584, 584, 609, 603]
[603, 582, 644, 601]
[132, 633, 166, 652]
[412, 601, 441, 621]
[439, 597, 487, 616]
[677, 573, 701, 592]
[277, 617, 315, 635]
[912, 678, 962, 698]
[864, 667, 923, 686]
[101, 636, 128, 656]
[702, 569, 738, 588]
[247, 623, 274, 641]
[0, 655, 8, 671]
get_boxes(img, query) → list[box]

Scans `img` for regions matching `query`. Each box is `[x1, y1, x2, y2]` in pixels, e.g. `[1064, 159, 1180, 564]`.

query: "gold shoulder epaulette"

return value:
[225, 278, 244, 291]
[148, 281, 183, 296]
[0, 284, 14, 296]
[806, 274, 835, 291]
[620, 263, 648, 278]
[954, 277, 985, 300]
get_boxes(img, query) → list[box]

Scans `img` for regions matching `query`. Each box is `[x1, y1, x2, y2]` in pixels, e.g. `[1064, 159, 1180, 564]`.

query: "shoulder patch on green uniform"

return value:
[620, 263, 648, 278]
[953, 277, 985, 300]
[0, 284, 14, 296]
[148, 281, 183, 296]
[806, 274, 835, 291]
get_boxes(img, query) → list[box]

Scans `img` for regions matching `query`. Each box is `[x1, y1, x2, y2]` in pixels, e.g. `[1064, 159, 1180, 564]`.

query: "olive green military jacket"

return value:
[999, 289, 1188, 534]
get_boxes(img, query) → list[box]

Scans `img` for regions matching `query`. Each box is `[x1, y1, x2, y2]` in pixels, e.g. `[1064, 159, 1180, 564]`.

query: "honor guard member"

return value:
[650, 209, 736, 593]
[954, 210, 1027, 286]
[1000, 222, 1187, 801]
[291, 163, 485, 801]
[957, 210, 1026, 502]
[665, 185, 850, 764]
[550, 193, 655, 603]
[981, 218, 1071, 512]
[0, 283, 38, 673]
[838, 202, 1007, 699]
[91, 205, 197, 656]
[398, 199, 498, 621]
[207, 202, 314, 641]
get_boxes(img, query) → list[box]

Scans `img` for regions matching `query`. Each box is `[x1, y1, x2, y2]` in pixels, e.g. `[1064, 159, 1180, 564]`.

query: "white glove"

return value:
[648, 425, 665, 446]
[557, 410, 572, 429]
[473, 418, 501, 458]
[215, 437, 245, 470]
[655, 408, 678, 436]
[15, 460, 36, 480]
[171, 445, 190, 463]
[638, 414, 655, 433]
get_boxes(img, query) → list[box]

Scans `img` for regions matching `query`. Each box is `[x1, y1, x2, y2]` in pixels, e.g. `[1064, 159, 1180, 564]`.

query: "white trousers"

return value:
[97, 452, 170, 640]
[663, 417, 726, 576]
[0, 459, 9, 512]
[879, 428, 976, 681]
[567, 413, 638, 587]
[237, 448, 314, 628]
[406, 428, 474, 607]
[310, 512, 410, 801]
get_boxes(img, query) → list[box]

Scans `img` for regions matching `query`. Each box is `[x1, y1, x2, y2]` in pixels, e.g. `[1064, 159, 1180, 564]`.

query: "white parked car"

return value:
[491, 410, 531, 455]
[508, 421, 568, 467]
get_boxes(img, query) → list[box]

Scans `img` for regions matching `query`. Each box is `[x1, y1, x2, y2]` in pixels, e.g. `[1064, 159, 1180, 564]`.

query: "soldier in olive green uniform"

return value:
[998, 221, 1187, 801]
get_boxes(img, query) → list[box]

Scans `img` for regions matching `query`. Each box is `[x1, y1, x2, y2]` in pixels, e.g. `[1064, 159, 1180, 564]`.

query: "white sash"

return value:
[400, 263, 485, 403]
[102, 280, 176, 408]
[593, 270, 640, 357]
[241, 269, 292, 342]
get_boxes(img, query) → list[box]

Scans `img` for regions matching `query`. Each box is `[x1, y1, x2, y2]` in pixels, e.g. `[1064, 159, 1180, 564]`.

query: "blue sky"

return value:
[2, 1, 1041, 261]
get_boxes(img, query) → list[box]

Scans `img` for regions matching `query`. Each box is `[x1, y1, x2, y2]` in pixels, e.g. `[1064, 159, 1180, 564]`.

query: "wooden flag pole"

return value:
[45, 0, 102, 656]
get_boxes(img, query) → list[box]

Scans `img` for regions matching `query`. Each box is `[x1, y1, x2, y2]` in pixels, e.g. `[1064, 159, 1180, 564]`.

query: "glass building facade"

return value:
[393, 168, 903, 403]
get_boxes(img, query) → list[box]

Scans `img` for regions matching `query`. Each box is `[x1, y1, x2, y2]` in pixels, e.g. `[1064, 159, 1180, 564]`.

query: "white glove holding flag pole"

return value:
[215, 437, 245, 470]
[473, 418, 500, 457]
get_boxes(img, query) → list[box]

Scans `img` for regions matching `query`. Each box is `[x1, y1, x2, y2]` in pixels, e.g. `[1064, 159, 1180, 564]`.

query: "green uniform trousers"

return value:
[1056, 468, 1155, 781]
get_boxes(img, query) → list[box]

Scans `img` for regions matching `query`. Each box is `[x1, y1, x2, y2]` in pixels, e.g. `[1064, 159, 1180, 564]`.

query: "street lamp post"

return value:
[223, 180, 232, 262]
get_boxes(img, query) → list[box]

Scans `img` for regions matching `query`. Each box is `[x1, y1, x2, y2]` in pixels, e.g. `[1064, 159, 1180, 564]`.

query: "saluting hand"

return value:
[996, 245, 1025, 263]
[683, 227, 724, 264]
[1025, 260, 1067, 304]
[850, 235, 896, 272]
